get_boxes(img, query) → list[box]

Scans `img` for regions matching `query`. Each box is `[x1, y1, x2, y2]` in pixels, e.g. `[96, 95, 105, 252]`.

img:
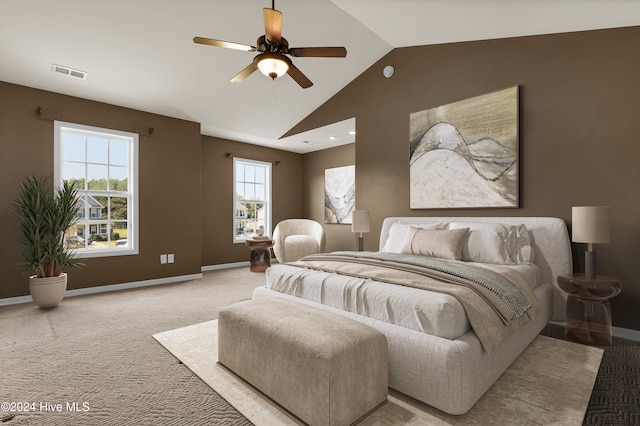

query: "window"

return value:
[233, 157, 271, 243]
[54, 121, 139, 258]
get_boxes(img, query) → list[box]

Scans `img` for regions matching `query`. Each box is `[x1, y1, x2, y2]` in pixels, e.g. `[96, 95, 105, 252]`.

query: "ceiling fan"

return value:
[193, 0, 347, 89]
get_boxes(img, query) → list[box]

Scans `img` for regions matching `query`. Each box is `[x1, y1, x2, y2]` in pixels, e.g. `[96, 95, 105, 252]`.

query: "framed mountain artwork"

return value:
[409, 86, 519, 209]
[324, 165, 355, 224]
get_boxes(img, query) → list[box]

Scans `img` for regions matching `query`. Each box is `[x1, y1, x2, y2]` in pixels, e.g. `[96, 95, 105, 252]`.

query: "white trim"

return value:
[550, 321, 640, 342]
[612, 325, 640, 342]
[1, 261, 259, 307]
[232, 157, 272, 244]
[201, 261, 250, 271]
[0, 273, 202, 307]
[0, 295, 32, 307]
[54, 120, 139, 258]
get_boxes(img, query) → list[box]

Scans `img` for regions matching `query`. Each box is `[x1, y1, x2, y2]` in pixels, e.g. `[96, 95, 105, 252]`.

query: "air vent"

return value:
[51, 63, 87, 80]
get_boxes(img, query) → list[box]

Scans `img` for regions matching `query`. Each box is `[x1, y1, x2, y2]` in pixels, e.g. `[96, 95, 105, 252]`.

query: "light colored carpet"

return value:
[154, 319, 604, 426]
[0, 268, 262, 425]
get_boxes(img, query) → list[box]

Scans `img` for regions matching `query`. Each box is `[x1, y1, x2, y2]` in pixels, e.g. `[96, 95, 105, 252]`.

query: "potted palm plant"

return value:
[14, 175, 83, 308]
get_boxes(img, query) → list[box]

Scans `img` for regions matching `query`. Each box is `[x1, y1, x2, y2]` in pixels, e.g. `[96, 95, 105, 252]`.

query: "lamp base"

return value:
[358, 236, 364, 252]
[585, 250, 596, 280]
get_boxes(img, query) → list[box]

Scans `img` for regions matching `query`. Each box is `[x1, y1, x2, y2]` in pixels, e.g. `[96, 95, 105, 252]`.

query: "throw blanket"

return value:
[291, 251, 539, 352]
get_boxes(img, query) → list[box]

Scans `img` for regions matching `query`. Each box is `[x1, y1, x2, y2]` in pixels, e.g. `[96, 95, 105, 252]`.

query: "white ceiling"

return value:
[1, 1, 639, 153]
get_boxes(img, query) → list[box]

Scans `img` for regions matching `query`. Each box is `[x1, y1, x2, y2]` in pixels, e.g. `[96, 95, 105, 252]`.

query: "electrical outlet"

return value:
[168, 254, 174, 264]
[160, 254, 167, 264]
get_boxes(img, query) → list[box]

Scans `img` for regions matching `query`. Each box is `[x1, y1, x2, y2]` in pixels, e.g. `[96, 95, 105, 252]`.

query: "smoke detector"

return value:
[51, 64, 87, 80]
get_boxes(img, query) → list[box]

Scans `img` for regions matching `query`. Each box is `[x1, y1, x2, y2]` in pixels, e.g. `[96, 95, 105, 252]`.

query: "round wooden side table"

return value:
[557, 274, 621, 345]
[245, 239, 275, 272]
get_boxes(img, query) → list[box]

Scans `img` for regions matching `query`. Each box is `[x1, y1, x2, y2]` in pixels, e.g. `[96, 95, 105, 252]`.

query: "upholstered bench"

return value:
[218, 297, 388, 426]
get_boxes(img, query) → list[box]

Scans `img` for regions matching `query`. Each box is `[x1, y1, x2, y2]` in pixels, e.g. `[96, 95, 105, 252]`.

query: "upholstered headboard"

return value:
[380, 217, 572, 321]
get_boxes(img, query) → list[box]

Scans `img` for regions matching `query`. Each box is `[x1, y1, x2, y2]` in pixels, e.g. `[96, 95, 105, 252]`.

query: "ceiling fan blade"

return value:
[263, 8, 282, 44]
[287, 63, 313, 89]
[289, 47, 347, 58]
[230, 62, 258, 83]
[193, 36, 255, 52]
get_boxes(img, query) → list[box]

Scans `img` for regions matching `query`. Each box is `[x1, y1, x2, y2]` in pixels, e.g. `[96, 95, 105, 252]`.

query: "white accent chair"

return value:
[273, 219, 326, 263]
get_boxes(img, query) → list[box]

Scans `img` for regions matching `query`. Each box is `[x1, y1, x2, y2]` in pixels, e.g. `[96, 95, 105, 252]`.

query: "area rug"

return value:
[154, 321, 603, 425]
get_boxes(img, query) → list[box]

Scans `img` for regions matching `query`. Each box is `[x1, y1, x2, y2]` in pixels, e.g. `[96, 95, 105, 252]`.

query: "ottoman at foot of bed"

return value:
[218, 297, 389, 426]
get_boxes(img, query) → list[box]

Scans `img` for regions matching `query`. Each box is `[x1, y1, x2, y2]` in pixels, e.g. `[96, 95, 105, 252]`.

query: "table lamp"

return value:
[572, 206, 610, 279]
[351, 210, 370, 251]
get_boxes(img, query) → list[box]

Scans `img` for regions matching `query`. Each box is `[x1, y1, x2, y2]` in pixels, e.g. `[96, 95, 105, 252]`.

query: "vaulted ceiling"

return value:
[1, 1, 638, 153]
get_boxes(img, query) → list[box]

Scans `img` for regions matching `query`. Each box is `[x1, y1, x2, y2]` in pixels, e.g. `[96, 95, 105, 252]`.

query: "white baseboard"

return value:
[1, 260, 255, 307]
[612, 325, 640, 342]
[0, 295, 32, 307]
[201, 261, 249, 271]
[549, 320, 640, 342]
[200, 259, 280, 272]
[0, 273, 203, 307]
[1, 261, 255, 307]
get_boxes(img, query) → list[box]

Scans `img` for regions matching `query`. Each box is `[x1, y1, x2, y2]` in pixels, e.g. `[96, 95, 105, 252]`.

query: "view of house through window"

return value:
[54, 121, 138, 258]
[233, 157, 271, 243]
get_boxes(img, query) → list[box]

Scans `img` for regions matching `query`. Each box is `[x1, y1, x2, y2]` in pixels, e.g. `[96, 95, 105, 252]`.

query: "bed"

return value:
[252, 217, 572, 415]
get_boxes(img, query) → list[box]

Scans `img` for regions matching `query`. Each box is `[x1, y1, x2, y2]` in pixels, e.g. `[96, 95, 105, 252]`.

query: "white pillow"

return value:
[381, 222, 443, 253]
[515, 224, 535, 264]
[401, 227, 469, 260]
[447, 222, 517, 264]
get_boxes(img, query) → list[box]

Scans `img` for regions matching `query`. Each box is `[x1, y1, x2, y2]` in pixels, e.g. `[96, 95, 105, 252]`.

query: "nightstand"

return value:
[245, 239, 275, 272]
[557, 274, 621, 345]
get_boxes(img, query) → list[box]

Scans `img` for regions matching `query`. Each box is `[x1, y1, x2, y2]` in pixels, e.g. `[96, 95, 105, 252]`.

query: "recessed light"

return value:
[329, 136, 336, 140]
[349, 131, 356, 135]
[302, 140, 316, 145]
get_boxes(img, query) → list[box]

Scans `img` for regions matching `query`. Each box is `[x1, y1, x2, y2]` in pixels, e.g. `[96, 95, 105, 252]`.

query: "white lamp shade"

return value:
[572, 206, 610, 244]
[351, 210, 370, 233]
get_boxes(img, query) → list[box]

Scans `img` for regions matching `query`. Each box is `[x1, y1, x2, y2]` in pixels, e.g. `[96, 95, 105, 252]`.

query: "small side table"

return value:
[245, 239, 274, 272]
[557, 274, 621, 345]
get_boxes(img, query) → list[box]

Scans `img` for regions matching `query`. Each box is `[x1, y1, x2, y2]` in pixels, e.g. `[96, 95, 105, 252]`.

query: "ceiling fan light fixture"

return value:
[256, 53, 291, 79]
[194, 3, 345, 88]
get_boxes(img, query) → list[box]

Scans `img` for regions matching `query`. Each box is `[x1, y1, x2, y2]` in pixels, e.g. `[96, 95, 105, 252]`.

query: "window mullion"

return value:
[233, 158, 271, 243]
[55, 120, 138, 257]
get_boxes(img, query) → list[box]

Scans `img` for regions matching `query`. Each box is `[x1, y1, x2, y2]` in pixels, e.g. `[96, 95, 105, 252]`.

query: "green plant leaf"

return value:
[13, 175, 84, 278]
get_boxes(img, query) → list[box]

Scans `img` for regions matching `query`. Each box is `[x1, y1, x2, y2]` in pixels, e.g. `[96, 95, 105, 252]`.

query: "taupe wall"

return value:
[0, 83, 306, 298]
[1, 82, 203, 298]
[201, 136, 304, 266]
[302, 143, 356, 252]
[3, 26, 639, 332]
[293, 27, 640, 331]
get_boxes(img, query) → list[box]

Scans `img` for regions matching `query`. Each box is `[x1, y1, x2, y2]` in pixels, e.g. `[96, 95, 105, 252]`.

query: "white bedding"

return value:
[257, 217, 572, 415]
[266, 262, 541, 340]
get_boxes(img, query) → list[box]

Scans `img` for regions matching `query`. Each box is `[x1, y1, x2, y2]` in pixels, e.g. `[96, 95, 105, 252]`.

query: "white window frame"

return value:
[233, 157, 272, 243]
[54, 121, 139, 258]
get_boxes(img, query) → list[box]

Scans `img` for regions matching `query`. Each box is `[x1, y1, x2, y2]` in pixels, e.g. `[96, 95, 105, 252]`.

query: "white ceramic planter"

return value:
[29, 273, 67, 308]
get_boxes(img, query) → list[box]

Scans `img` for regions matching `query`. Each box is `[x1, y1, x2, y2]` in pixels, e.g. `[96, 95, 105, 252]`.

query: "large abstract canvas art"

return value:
[410, 86, 519, 209]
[324, 165, 355, 224]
